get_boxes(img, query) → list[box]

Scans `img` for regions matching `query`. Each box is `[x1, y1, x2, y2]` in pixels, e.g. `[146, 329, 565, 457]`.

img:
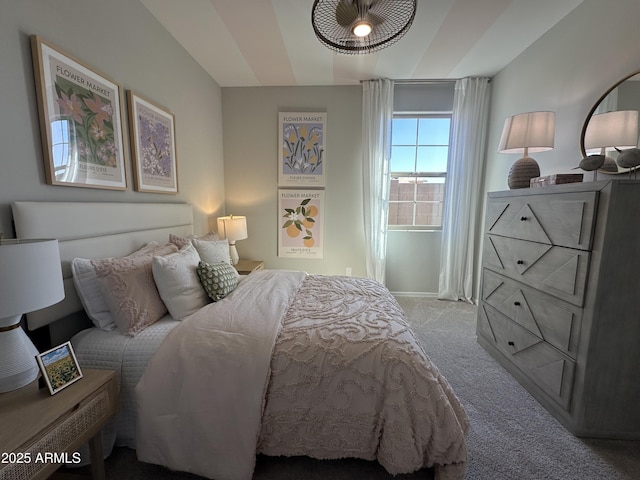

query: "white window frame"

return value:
[388, 112, 451, 231]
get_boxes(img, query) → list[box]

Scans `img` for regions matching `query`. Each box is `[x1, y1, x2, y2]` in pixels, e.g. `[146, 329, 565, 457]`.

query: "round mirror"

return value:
[580, 70, 640, 174]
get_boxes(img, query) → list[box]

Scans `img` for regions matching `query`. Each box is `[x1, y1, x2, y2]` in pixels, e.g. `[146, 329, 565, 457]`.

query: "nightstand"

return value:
[0, 368, 117, 480]
[234, 260, 265, 275]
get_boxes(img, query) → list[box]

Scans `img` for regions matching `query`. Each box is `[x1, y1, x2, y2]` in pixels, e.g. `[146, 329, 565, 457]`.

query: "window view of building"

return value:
[51, 118, 72, 178]
[388, 115, 451, 228]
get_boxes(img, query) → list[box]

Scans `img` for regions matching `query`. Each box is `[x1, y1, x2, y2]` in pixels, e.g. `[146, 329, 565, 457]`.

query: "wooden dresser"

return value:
[476, 179, 640, 439]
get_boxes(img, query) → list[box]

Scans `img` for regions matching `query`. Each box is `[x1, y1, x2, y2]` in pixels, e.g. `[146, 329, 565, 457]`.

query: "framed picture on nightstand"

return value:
[35, 341, 83, 395]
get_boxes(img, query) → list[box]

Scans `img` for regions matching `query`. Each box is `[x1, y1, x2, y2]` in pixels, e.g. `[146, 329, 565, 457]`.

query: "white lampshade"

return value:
[498, 111, 556, 154]
[216, 215, 248, 242]
[584, 110, 639, 153]
[216, 216, 248, 265]
[0, 239, 64, 392]
[499, 111, 555, 189]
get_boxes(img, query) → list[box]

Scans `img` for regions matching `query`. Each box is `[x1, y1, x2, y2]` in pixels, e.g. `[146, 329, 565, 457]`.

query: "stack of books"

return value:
[530, 174, 583, 187]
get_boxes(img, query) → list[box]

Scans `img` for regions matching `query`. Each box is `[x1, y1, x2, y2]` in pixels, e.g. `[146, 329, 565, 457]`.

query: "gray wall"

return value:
[485, 0, 640, 190]
[222, 86, 368, 277]
[5, 0, 640, 296]
[386, 230, 441, 294]
[0, 0, 225, 237]
[618, 80, 640, 111]
[479, 0, 640, 298]
[222, 86, 443, 292]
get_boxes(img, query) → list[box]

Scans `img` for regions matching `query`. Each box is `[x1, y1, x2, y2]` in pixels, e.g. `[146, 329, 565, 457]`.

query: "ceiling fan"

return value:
[311, 0, 417, 54]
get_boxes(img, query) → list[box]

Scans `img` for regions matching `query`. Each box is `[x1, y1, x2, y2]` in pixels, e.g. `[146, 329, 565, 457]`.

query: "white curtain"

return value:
[438, 77, 491, 303]
[362, 79, 394, 283]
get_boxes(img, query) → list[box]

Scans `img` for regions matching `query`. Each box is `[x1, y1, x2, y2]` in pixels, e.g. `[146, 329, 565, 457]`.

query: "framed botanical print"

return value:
[31, 35, 127, 190]
[127, 91, 178, 194]
[278, 112, 326, 187]
[278, 189, 324, 259]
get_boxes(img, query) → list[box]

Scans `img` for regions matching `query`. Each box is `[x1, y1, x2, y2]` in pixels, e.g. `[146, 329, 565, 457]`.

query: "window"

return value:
[51, 119, 73, 179]
[388, 114, 451, 229]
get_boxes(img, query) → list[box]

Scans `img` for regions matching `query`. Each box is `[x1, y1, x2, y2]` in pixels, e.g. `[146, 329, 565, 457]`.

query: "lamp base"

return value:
[508, 156, 540, 189]
[600, 155, 618, 173]
[229, 242, 239, 265]
[0, 323, 40, 393]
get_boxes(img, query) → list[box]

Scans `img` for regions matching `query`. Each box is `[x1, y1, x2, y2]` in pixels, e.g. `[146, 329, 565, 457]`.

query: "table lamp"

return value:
[216, 215, 248, 265]
[0, 238, 64, 393]
[584, 110, 639, 180]
[499, 111, 555, 189]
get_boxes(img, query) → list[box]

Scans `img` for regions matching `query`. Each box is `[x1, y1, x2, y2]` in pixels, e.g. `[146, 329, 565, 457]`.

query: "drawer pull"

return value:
[514, 301, 521, 306]
[520, 216, 528, 221]
[508, 341, 515, 346]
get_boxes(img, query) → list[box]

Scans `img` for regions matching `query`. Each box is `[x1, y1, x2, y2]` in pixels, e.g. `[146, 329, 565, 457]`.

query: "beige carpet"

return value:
[57, 297, 640, 480]
[396, 297, 640, 480]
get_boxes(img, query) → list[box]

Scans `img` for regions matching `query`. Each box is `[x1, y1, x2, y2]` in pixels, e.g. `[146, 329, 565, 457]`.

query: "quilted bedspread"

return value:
[136, 270, 468, 480]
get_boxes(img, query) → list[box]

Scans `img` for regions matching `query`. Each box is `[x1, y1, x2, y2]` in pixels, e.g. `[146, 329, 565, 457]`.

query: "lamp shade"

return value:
[584, 110, 639, 152]
[216, 216, 248, 266]
[498, 111, 556, 154]
[0, 239, 64, 325]
[0, 239, 64, 392]
[216, 215, 248, 242]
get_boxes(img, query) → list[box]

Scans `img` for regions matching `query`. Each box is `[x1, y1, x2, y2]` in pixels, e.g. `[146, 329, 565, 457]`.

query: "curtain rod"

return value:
[360, 79, 453, 84]
[360, 78, 491, 84]
[393, 79, 455, 85]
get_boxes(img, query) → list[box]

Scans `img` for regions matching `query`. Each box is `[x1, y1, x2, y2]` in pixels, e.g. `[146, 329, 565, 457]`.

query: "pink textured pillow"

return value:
[169, 231, 219, 250]
[72, 241, 165, 331]
[92, 243, 178, 336]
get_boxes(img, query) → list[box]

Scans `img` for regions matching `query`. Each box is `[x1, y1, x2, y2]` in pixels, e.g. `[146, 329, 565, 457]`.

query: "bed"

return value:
[12, 201, 469, 480]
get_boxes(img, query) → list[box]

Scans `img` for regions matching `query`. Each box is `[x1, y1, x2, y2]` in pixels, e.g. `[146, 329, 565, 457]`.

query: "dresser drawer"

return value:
[483, 234, 589, 306]
[485, 191, 597, 250]
[478, 303, 575, 410]
[481, 269, 582, 358]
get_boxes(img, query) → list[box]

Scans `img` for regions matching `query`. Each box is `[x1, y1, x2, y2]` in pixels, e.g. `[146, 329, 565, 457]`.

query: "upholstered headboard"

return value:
[11, 201, 194, 342]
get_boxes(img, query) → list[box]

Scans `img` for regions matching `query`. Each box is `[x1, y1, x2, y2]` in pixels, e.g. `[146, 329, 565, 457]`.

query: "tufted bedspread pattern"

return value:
[133, 270, 467, 480]
[259, 275, 469, 480]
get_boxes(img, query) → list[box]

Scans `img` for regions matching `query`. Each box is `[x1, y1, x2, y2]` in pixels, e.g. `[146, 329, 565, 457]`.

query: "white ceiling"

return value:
[141, 0, 584, 88]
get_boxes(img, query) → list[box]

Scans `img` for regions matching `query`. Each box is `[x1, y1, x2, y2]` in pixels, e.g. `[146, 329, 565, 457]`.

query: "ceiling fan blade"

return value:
[336, 0, 358, 27]
[367, 12, 385, 26]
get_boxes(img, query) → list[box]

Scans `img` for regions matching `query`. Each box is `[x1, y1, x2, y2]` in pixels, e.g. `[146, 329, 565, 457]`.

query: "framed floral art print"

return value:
[278, 189, 324, 259]
[31, 35, 127, 190]
[278, 112, 326, 187]
[127, 91, 178, 194]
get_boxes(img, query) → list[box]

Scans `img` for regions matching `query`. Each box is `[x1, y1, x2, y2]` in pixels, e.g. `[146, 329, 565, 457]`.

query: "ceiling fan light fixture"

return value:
[312, 0, 417, 55]
[352, 21, 372, 37]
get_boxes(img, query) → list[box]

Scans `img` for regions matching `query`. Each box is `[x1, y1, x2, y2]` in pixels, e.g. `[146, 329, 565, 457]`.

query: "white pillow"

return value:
[192, 238, 234, 267]
[71, 257, 115, 331]
[152, 244, 210, 320]
[71, 241, 161, 331]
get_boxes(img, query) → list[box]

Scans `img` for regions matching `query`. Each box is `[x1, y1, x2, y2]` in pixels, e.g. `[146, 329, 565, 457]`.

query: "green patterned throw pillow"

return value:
[196, 261, 239, 302]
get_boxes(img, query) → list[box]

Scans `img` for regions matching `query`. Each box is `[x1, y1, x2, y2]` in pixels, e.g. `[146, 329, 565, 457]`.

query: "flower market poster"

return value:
[278, 112, 325, 187]
[35, 38, 126, 189]
[278, 190, 324, 259]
